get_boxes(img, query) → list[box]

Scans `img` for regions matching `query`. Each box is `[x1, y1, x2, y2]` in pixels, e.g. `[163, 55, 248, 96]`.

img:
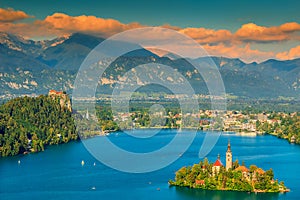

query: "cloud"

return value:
[41, 13, 143, 38]
[0, 8, 32, 22]
[179, 22, 300, 44]
[2, 10, 299, 45]
[280, 22, 300, 32]
[235, 22, 300, 42]
[0, 12, 143, 38]
[276, 45, 300, 60]
[0, 21, 61, 39]
[203, 43, 275, 63]
[160, 24, 181, 31]
[179, 28, 232, 44]
[169, 23, 300, 62]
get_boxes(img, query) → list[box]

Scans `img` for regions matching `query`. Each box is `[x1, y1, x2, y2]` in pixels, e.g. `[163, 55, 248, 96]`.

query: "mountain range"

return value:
[0, 32, 299, 99]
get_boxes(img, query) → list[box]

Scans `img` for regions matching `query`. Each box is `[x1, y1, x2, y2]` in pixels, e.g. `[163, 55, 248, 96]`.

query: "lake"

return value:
[1, 129, 300, 200]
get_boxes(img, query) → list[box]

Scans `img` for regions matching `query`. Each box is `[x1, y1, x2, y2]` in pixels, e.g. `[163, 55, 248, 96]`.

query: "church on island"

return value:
[212, 140, 232, 175]
[169, 139, 290, 193]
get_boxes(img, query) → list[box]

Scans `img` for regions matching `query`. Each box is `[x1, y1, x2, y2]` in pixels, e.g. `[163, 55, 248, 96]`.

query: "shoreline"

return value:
[2, 128, 297, 158]
[81, 128, 261, 138]
[169, 184, 290, 194]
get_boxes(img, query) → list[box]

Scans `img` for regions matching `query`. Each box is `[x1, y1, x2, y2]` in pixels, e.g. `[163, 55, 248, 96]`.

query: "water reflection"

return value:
[174, 186, 282, 200]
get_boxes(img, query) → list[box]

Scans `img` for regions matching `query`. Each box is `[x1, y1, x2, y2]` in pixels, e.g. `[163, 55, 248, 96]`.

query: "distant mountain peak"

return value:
[0, 32, 32, 52]
[0, 31, 299, 98]
[38, 35, 70, 49]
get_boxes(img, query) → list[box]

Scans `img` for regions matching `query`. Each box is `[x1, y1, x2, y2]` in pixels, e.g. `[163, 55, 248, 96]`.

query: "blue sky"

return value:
[1, 0, 299, 30]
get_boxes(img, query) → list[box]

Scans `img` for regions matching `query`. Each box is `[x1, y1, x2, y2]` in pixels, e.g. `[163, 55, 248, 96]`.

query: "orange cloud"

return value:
[0, 12, 143, 38]
[160, 24, 181, 31]
[2, 10, 299, 45]
[179, 28, 232, 44]
[276, 45, 300, 60]
[235, 22, 300, 42]
[175, 22, 300, 46]
[280, 22, 300, 32]
[0, 21, 63, 39]
[0, 8, 32, 22]
[203, 43, 275, 63]
[41, 13, 143, 38]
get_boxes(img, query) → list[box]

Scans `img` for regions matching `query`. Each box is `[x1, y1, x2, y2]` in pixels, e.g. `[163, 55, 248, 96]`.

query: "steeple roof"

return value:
[213, 159, 223, 167]
[213, 154, 223, 167]
[227, 139, 231, 152]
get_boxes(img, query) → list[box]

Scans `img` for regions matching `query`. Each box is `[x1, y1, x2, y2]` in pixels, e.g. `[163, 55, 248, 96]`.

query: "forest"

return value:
[0, 95, 78, 157]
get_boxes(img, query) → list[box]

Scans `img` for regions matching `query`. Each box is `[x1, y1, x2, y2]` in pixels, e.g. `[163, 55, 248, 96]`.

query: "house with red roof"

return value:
[252, 168, 265, 181]
[212, 154, 223, 176]
[195, 179, 205, 186]
[235, 165, 250, 180]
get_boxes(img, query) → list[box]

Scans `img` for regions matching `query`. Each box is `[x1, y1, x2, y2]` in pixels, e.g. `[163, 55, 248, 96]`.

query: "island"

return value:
[169, 141, 289, 193]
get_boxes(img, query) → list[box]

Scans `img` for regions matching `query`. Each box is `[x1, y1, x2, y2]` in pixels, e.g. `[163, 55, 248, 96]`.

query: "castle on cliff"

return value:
[48, 90, 72, 112]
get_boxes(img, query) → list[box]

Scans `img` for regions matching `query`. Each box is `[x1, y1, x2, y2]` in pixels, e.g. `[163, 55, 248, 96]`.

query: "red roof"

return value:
[195, 180, 205, 185]
[49, 90, 63, 95]
[235, 166, 249, 172]
[255, 168, 265, 175]
[213, 159, 223, 167]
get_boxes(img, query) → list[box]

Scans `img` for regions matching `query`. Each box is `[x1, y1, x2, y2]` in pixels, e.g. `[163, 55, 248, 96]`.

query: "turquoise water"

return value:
[1, 130, 300, 200]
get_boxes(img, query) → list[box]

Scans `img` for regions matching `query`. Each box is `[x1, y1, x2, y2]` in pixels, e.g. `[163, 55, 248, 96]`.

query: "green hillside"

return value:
[0, 95, 78, 157]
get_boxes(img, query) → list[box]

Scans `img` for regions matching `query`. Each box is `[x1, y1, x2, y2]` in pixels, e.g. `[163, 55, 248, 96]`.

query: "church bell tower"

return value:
[226, 140, 232, 170]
